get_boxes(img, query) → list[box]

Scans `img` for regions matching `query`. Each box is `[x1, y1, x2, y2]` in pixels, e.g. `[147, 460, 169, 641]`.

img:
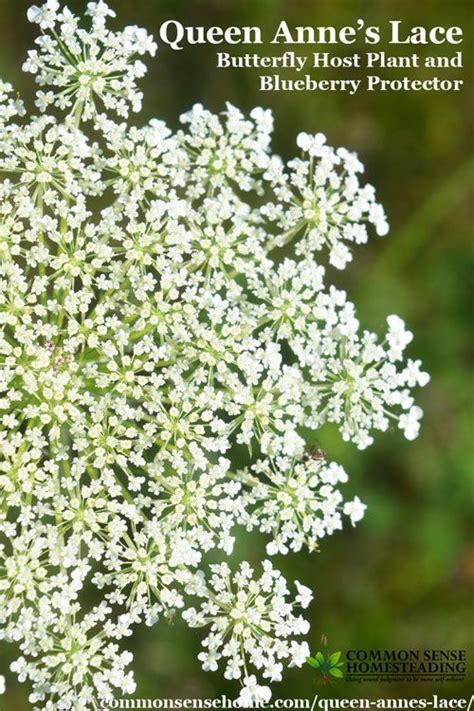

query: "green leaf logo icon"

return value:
[307, 649, 344, 681]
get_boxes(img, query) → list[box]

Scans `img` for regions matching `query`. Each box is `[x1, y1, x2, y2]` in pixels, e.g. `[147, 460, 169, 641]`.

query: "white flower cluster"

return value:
[240, 457, 366, 554]
[0, 2, 429, 708]
[184, 561, 312, 702]
[262, 131, 389, 269]
[24, 1, 156, 119]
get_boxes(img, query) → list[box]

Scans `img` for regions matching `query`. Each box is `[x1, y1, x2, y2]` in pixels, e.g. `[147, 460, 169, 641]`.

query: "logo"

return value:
[306, 640, 467, 684]
[307, 636, 344, 682]
[344, 649, 467, 682]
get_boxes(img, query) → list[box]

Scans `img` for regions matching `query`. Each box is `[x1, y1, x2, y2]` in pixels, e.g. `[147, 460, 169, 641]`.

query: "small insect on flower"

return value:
[303, 444, 326, 462]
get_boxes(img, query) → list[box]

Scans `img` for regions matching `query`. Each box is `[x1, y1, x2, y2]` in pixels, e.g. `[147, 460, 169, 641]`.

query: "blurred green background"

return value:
[0, 0, 472, 707]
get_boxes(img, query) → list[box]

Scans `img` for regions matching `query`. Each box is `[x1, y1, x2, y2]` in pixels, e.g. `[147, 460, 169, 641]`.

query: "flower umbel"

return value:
[0, 1, 429, 708]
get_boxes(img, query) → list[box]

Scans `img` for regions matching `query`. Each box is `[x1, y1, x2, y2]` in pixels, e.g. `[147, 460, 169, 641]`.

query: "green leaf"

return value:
[315, 651, 325, 665]
[307, 656, 321, 669]
[329, 651, 341, 666]
[329, 667, 344, 679]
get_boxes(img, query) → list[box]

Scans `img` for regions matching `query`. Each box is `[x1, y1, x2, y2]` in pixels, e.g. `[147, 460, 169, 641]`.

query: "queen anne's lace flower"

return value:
[183, 561, 311, 686]
[0, 2, 429, 707]
[263, 132, 389, 269]
[23, 1, 156, 119]
[240, 457, 359, 554]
